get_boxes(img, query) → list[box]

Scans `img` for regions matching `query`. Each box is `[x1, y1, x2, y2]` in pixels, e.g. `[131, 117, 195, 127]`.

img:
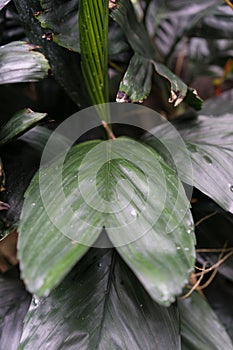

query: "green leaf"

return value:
[0, 270, 31, 350]
[179, 292, 233, 350]
[116, 53, 153, 103]
[0, 41, 50, 84]
[0, 109, 46, 146]
[204, 274, 233, 342]
[145, 0, 221, 59]
[111, 0, 203, 109]
[145, 114, 233, 213]
[19, 249, 180, 350]
[18, 141, 103, 295]
[189, 4, 233, 40]
[35, 0, 80, 52]
[201, 89, 233, 116]
[0, 0, 11, 11]
[19, 138, 195, 305]
[0, 135, 43, 239]
[13, 0, 90, 108]
[79, 0, 109, 108]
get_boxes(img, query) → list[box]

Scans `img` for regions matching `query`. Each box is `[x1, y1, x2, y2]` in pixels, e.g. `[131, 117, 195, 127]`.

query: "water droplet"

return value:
[97, 263, 102, 267]
[32, 296, 39, 307]
[203, 155, 212, 164]
[187, 229, 192, 234]
[188, 144, 197, 153]
[32, 202, 36, 207]
[130, 208, 137, 217]
[140, 304, 143, 308]
[177, 246, 181, 250]
[184, 247, 189, 251]
[229, 185, 233, 192]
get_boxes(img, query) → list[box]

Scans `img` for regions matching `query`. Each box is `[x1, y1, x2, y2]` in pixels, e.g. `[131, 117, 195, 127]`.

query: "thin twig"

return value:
[196, 247, 233, 253]
[224, 0, 233, 10]
[198, 245, 226, 289]
[180, 262, 207, 299]
[195, 249, 233, 277]
[195, 211, 218, 227]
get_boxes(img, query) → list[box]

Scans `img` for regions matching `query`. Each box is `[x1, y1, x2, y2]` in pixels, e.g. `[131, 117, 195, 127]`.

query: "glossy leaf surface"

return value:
[0, 270, 31, 350]
[19, 138, 195, 305]
[0, 109, 46, 146]
[19, 249, 180, 350]
[145, 114, 233, 213]
[179, 291, 233, 350]
[111, 0, 202, 109]
[0, 41, 50, 84]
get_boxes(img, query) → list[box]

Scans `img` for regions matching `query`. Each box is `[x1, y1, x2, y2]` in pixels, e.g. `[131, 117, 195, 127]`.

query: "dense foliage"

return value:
[0, 1, 233, 349]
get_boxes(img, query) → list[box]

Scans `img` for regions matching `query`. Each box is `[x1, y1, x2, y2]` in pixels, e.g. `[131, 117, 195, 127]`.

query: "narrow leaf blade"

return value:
[0, 109, 46, 146]
[79, 0, 109, 107]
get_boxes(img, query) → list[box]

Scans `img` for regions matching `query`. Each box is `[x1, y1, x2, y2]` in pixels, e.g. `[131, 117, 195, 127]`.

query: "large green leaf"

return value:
[0, 269, 31, 350]
[144, 113, 233, 213]
[0, 41, 50, 84]
[35, 0, 80, 52]
[79, 0, 109, 109]
[19, 249, 180, 350]
[111, 0, 202, 109]
[0, 109, 46, 146]
[19, 137, 195, 305]
[179, 291, 233, 350]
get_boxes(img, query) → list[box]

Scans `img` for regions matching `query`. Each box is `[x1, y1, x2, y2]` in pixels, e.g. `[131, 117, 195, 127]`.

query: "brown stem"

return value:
[102, 120, 116, 140]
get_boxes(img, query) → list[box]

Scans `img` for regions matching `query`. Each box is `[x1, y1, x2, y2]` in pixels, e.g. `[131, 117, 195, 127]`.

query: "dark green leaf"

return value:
[0, 109, 46, 146]
[35, 0, 80, 52]
[0, 269, 31, 350]
[79, 0, 109, 108]
[18, 141, 103, 295]
[19, 249, 180, 350]
[116, 53, 153, 102]
[201, 89, 233, 116]
[14, 0, 90, 108]
[0, 0, 11, 11]
[0, 138, 41, 239]
[0, 41, 50, 84]
[190, 5, 233, 40]
[179, 291, 233, 350]
[19, 138, 195, 305]
[145, 0, 221, 59]
[145, 114, 233, 213]
[111, 0, 202, 109]
[204, 274, 233, 342]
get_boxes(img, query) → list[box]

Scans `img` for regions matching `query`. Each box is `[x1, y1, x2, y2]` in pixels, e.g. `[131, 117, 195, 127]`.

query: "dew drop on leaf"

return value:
[203, 155, 212, 164]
